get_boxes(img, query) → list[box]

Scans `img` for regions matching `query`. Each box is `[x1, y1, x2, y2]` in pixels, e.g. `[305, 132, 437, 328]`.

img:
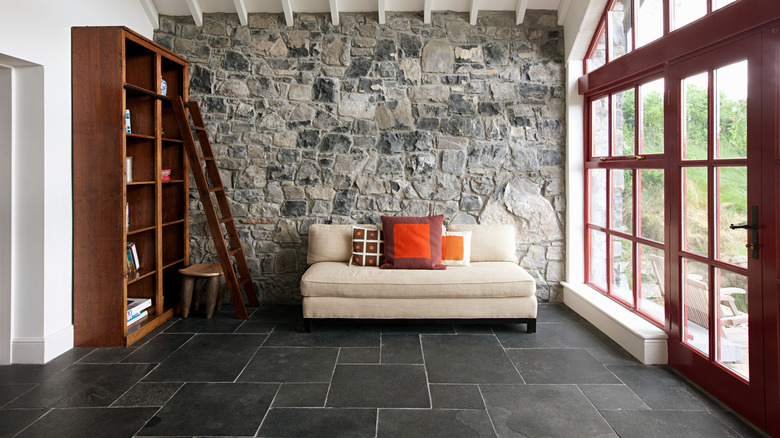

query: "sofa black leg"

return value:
[303, 318, 311, 333]
[527, 320, 536, 334]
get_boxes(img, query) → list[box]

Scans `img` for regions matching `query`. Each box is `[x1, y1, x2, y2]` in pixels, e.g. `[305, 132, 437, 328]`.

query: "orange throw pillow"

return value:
[380, 215, 445, 270]
[441, 231, 472, 266]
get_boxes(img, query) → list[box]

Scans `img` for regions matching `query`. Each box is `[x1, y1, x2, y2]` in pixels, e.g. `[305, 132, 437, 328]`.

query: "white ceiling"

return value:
[140, 0, 574, 28]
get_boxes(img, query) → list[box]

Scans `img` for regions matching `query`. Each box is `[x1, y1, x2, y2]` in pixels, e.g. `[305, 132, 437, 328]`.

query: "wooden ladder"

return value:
[171, 96, 260, 319]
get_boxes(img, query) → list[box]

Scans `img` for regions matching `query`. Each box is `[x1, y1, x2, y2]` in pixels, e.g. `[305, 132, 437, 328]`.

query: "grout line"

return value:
[419, 334, 433, 409]
[254, 383, 283, 437]
[477, 385, 499, 437]
[322, 347, 340, 408]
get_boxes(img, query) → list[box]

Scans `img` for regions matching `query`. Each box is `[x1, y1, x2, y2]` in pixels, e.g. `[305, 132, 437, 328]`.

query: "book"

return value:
[126, 202, 130, 231]
[127, 298, 151, 319]
[125, 109, 131, 133]
[127, 242, 140, 270]
[161, 168, 171, 182]
[127, 310, 148, 326]
[126, 248, 135, 274]
[126, 157, 133, 183]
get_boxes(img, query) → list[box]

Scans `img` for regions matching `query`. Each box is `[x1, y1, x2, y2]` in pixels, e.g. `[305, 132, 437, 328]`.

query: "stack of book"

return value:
[126, 242, 140, 275]
[127, 297, 151, 326]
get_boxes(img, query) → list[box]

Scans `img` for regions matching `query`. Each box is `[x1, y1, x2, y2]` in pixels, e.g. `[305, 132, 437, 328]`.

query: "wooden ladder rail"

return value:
[171, 96, 260, 319]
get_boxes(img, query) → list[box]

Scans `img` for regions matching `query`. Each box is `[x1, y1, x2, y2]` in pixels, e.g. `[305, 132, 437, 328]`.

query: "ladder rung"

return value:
[209, 187, 225, 193]
[220, 217, 234, 225]
[239, 277, 252, 287]
[191, 126, 206, 132]
[229, 247, 241, 256]
[200, 156, 215, 161]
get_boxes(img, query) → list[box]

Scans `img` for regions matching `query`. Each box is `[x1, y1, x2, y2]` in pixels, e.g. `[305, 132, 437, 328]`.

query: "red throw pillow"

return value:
[380, 215, 446, 270]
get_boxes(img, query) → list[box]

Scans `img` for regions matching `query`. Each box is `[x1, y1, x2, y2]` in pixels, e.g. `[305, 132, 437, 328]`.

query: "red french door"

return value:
[667, 34, 767, 426]
[762, 24, 780, 437]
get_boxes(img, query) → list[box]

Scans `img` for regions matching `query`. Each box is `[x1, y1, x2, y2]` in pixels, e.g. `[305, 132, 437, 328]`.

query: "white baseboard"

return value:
[562, 282, 668, 365]
[11, 324, 74, 364]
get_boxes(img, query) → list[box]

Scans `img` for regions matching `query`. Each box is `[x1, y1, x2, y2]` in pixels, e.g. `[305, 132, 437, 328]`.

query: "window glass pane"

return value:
[614, 88, 636, 156]
[674, 0, 707, 30]
[589, 169, 607, 228]
[610, 0, 633, 60]
[683, 258, 710, 356]
[640, 79, 664, 154]
[683, 72, 709, 160]
[636, 0, 663, 48]
[612, 169, 633, 234]
[592, 97, 610, 157]
[638, 245, 665, 323]
[683, 166, 708, 256]
[716, 269, 748, 380]
[589, 30, 607, 71]
[713, 0, 738, 10]
[717, 60, 747, 159]
[716, 166, 748, 263]
[639, 168, 664, 242]
[589, 230, 608, 290]
[611, 237, 634, 305]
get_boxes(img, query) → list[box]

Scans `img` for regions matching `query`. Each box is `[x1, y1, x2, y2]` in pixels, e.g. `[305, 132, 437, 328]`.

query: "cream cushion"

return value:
[301, 261, 535, 299]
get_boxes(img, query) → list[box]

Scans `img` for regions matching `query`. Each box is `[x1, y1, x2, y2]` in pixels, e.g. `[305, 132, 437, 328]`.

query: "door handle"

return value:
[729, 205, 759, 259]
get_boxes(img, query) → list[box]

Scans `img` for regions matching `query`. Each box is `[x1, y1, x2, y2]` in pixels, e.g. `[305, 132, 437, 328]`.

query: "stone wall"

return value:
[154, 10, 566, 303]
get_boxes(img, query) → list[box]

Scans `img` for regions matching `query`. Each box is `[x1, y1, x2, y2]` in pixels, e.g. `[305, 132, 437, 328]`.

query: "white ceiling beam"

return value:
[139, 0, 159, 29]
[516, 0, 528, 25]
[329, 0, 340, 25]
[281, 0, 294, 26]
[378, 0, 386, 24]
[557, 0, 572, 26]
[233, 0, 248, 26]
[469, 0, 479, 25]
[424, 0, 432, 24]
[185, 0, 203, 26]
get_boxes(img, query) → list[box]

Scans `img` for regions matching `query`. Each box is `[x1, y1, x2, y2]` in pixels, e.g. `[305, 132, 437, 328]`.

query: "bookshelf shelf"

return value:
[73, 26, 190, 347]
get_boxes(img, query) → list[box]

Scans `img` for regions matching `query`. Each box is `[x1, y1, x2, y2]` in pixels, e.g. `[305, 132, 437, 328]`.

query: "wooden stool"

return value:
[179, 263, 225, 319]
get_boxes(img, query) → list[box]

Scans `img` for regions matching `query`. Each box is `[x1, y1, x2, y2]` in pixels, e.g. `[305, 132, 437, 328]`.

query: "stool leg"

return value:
[180, 276, 194, 318]
[193, 278, 205, 311]
[205, 277, 219, 319]
[215, 275, 226, 313]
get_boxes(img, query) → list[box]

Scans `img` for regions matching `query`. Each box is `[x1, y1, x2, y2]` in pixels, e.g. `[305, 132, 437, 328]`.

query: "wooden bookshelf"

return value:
[72, 27, 189, 347]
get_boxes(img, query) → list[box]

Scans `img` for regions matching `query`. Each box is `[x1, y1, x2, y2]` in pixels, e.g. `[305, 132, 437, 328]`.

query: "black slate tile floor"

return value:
[0, 302, 770, 438]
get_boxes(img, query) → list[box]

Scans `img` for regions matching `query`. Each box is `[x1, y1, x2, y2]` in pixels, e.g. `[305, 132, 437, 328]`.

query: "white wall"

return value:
[0, 0, 153, 364]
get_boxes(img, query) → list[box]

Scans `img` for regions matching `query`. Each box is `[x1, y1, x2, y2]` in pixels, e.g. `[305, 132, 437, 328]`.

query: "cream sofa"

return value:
[300, 223, 537, 333]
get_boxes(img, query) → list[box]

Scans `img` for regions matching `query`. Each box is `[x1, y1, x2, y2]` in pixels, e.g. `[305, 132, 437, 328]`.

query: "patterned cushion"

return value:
[349, 226, 384, 267]
[441, 231, 472, 266]
[380, 215, 445, 270]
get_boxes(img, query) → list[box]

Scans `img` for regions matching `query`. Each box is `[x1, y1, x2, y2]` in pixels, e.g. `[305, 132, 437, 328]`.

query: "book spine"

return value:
[125, 109, 131, 134]
[129, 242, 140, 270]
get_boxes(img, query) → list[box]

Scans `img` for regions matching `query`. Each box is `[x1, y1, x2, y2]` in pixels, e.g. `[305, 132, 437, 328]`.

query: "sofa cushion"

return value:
[447, 224, 517, 262]
[350, 226, 385, 267]
[301, 262, 536, 299]
[441, 231, 472, 266]
[380, 215, 445, 270]
[308, 224, 361, 264]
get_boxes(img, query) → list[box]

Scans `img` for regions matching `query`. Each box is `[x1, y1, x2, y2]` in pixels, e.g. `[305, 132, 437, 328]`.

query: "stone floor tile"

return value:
[259, 408, 377, 437]
[76, 347, 137, 364]
[0, 408, 48, 438]
[15, 407, 156, 438]
[162, 311, 245, 334]
[143, 334, 266, 382]
[137, 382, 277, 437]
[493, 321, 612, 349]
[249, 303, 304, 323]
[237, 347, 338, 383]
[422, 335, 523, 384]
[327, 364, 429, 408]
[429, 384, 485, 410]
[0, 348, 93, 385]
[234, 321, 278, 334]
[601, 410, 741, 438]
[120, 334, 193, 364]
[380, 323, 456, 334]
[111, 382, 183, 407]
[7, 363, 156, 408]
[0, 384, 36, 407]
[607, 364, 722, 410]
[577, 384, 651, 411]
[339, 348, 381, 364]
[377, 409, 496, 438]
[381, 334, 422, 364]
[264, 323, 380, 348]
[272, 383, 330, 407]
[507, 348, 621, 384]
[481, 384, 618, 437]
